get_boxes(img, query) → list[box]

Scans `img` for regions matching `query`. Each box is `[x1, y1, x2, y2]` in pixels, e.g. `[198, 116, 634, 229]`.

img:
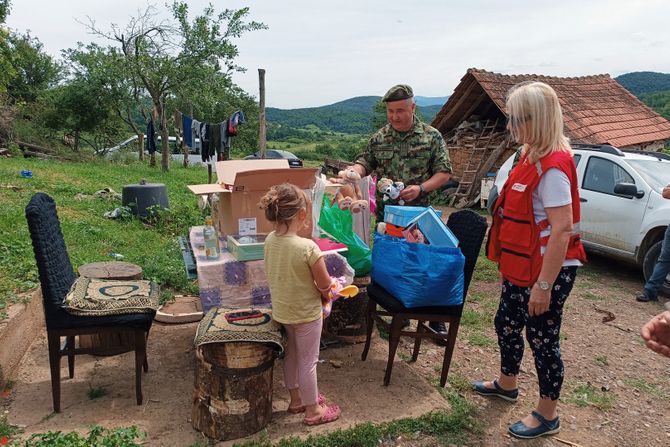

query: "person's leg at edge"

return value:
[283, 324, 303, 410]
[294, 317, 326, 419]
[483, 279, 528, 391]
[519, 266, 576, 428]
[643, 226, 670, 300]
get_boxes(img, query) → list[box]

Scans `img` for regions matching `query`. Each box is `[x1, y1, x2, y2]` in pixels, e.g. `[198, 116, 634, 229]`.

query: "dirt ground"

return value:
[3, 254, 670, 446]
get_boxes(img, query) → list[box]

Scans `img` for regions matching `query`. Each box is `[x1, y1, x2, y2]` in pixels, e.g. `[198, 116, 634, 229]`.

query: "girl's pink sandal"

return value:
[303, 404, 341, 426]
[287, 393, 326, 414]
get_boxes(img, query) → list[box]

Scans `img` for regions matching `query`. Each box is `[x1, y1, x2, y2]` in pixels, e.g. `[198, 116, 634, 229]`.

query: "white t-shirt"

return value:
[532, 168, 582, 267]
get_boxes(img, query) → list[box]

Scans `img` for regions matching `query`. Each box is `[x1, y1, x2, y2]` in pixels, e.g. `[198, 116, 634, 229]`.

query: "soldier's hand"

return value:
[399, 185, 421, 202]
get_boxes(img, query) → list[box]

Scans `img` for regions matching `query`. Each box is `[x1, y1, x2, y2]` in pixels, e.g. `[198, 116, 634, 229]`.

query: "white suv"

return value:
[493, 144, 670, 294]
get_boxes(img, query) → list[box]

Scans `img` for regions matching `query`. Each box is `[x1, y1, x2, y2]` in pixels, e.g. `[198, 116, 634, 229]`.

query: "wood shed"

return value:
[432, 68, 670, 207]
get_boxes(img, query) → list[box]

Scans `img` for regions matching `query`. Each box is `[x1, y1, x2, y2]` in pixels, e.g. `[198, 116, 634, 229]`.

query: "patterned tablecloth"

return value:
[190, 226, 354, 313]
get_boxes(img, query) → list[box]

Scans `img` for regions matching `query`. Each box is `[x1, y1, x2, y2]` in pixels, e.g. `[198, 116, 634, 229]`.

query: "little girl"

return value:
[260, 183, 341, 426]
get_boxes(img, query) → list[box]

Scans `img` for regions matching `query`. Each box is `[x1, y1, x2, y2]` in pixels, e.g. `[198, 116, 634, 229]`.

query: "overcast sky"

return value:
[6, 0, 670, 109]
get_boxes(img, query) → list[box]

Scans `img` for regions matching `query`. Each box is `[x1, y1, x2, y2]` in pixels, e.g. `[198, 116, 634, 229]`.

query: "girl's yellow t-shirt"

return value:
[264, 231, 323, 324]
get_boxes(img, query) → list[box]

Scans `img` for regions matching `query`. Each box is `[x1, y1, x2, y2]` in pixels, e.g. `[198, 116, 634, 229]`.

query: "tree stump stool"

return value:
[78, 261, 144, 355]
[323, 275, 370, 343]
[191, 342, 276, 441]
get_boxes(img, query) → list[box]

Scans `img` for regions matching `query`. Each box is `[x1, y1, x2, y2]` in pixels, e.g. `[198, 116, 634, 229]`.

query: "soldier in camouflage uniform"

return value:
[351, 84, 452, 339]
[351, 84, 452, 221]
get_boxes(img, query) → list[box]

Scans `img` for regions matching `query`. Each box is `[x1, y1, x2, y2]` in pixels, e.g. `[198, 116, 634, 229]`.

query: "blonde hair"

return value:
[506, 81, 571, 163]
[258, 183, 308, 232]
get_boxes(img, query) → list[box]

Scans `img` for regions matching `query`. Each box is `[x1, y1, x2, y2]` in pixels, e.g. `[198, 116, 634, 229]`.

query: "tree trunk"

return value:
[191, 342, 276, 441]
[258, 68, 266, 159]
[159, 97, 169, 172]
[138, 133, 145, 161]
[74, 130, 80, 152]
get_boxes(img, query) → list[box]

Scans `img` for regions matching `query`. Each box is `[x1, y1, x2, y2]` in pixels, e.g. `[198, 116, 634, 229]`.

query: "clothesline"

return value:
[178, 110, 246, 163]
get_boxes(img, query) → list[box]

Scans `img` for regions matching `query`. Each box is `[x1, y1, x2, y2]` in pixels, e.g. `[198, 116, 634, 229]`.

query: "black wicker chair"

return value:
[361, 209, 488, 386]
[25, 192, 155, 412]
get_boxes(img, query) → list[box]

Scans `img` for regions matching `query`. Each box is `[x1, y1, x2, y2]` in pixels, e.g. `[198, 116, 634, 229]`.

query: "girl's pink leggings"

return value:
[282, 317, 322, 405]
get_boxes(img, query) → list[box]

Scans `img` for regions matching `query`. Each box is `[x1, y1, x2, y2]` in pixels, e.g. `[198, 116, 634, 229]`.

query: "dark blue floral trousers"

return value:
[494, 266, 577, 400]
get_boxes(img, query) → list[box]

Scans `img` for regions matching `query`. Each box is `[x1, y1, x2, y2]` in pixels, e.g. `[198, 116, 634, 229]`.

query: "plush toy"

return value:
[331, 168, 369, 214]
[377, 177, 405, 205]
[319, 276, 360, 318]
[376, 222, 387, 235]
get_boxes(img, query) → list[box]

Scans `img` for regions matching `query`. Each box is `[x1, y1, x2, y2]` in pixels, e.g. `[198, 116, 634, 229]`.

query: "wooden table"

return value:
[78, 261, 144, 355]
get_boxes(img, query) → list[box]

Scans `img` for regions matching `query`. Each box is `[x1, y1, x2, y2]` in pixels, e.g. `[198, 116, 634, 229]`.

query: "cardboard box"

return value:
[384, 205, 443, 228]
[406, 207, 459, 247]
[188, 160, 319, 238]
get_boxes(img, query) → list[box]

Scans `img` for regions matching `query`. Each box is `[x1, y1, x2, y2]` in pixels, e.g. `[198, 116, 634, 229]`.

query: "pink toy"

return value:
[318, 276, 360, 318]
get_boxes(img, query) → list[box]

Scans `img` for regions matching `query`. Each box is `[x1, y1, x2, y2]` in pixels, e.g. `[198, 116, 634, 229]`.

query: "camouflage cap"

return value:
[382, 84, 414, 102]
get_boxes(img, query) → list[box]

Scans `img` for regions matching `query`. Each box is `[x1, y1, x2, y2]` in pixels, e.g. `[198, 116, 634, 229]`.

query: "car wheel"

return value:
[642, 240, 670, 297]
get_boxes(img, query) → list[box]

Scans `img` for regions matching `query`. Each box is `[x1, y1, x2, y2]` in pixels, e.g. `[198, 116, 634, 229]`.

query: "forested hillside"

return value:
[616, 72, 670, 96]
[267, 96, 444, 134]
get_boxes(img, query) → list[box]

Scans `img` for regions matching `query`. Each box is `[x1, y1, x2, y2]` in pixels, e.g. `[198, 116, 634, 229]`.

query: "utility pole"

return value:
[258, 68, 266, 159]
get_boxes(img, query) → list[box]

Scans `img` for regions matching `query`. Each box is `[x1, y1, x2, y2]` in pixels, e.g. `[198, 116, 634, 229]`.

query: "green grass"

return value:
[465, 333, 497, 348]
[472, 249, 499, 283]
[565, 382, 615, 410]
[624, 378, 666, 397]
[87, 385, 108, 400]
[233, 390, 480, 447]
[1, 157, 205, 317]
[594, 355, 609, 367]
[22, 425, 144, 446]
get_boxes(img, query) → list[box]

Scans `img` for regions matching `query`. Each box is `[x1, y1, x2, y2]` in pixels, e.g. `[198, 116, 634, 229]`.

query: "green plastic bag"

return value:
[318, 196, 371, 276]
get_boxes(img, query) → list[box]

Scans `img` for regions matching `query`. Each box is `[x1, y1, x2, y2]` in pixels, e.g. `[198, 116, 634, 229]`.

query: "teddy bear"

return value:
[331, 168, 369, 214]
[377, 177, 405, 205]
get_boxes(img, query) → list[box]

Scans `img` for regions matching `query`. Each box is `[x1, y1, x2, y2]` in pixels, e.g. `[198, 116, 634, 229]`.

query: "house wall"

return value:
[621, 140, 667, 151]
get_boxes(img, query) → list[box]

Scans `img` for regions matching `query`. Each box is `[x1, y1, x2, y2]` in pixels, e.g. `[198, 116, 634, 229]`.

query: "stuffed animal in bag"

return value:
[320, 276, 360, 318]
[377, 177, 405, 205]
[331, 168, 369, 214]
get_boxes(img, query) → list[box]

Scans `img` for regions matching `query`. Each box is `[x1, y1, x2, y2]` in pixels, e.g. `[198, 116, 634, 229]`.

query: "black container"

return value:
[122, 180, 169, 217]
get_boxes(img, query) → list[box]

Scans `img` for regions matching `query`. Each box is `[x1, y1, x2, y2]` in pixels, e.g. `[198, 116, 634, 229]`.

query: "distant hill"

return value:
[415, 96, 449, 107]
[267, 95, 447, 134]
[615, 72, 670, 96]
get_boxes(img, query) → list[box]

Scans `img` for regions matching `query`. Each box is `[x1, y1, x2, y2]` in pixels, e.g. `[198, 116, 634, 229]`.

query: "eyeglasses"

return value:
[507, 114, 531, 127]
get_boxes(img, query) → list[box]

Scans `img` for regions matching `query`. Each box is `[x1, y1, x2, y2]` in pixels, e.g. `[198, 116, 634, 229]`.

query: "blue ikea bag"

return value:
[371, 233, 465, 307]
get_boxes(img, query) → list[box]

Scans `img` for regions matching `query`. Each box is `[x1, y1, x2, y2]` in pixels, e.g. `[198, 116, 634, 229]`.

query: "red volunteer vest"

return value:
[486, 150, 586, 287]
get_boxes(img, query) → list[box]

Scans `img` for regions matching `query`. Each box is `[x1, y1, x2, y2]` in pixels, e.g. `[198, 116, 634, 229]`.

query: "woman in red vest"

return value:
[473, 81, 586, 439]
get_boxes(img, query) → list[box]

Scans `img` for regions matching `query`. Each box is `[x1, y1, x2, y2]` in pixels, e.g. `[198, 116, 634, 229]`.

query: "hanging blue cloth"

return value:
[182, 114, 193, 148]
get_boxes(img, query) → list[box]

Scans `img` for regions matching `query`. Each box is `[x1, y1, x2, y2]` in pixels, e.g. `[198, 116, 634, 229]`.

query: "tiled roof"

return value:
[432, 68, 670, 148]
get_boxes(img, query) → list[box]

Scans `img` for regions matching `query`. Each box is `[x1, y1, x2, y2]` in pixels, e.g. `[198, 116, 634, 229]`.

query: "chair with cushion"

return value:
[361, 209, 488, 386]
[25, 192, 158, 412]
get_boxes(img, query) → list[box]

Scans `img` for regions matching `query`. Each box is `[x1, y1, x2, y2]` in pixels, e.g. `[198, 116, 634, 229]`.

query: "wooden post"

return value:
[258, 68, 266, 159]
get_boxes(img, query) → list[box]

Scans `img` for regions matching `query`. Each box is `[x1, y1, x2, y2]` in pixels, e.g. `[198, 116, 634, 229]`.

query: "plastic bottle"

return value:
[203, 216, 220, 260]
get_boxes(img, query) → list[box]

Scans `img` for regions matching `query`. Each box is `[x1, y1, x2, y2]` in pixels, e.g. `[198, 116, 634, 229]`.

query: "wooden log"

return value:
[191, 342, 276, 441]
[258, 68, 266, 159]
[16, 140, 57, 154]
[78, 261, 144, 355]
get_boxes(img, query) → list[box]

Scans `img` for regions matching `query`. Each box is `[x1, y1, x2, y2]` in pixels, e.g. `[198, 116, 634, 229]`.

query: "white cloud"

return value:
[6, 0, 670, 108]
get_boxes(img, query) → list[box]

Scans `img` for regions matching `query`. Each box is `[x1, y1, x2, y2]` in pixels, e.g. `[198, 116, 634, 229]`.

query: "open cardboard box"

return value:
[188, 160, 319, 238]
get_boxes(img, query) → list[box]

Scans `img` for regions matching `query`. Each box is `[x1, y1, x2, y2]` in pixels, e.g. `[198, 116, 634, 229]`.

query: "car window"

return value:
[583, 156, 634, 195]
[573, 154, 581, 166]
[267, 150, 281, 159]
[627, 159, 670, 191]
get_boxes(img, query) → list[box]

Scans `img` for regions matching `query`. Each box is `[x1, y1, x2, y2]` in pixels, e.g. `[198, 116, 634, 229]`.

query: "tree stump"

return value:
[78, 261, 144, 355]
[323, 275, 370, 343]
[191, 342, 276, 441]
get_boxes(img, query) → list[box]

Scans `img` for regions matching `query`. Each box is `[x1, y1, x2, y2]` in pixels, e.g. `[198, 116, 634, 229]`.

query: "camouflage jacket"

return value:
[355, 116, 451, 217]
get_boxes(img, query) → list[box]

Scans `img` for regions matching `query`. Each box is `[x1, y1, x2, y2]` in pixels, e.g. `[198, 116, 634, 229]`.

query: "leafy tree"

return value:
[371, 99, 387, 131]
[86, 1, 266, 171]
[5, 31, 61, 103]
[640, 90, 670, 122]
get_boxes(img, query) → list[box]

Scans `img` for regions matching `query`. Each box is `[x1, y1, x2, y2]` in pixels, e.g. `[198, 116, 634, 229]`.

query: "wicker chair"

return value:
[25, 193, 155, 412]
[361, 209, 488, 386]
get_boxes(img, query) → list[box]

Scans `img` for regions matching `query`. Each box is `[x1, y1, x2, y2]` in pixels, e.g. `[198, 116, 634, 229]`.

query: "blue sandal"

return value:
[508, 410, 560, 439]
[472, 379, 519, 402]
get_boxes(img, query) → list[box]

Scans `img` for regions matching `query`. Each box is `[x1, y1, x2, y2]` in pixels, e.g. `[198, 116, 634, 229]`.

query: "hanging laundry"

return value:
[182, 114, 193, 148]
[211, 121, 222, 158]
[192, 119, 202, 153]
[221, 120, 231, 160]
[227, 110, 246, 136]
[200, 122, 210, 162]
[146, 120, 157, 155]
